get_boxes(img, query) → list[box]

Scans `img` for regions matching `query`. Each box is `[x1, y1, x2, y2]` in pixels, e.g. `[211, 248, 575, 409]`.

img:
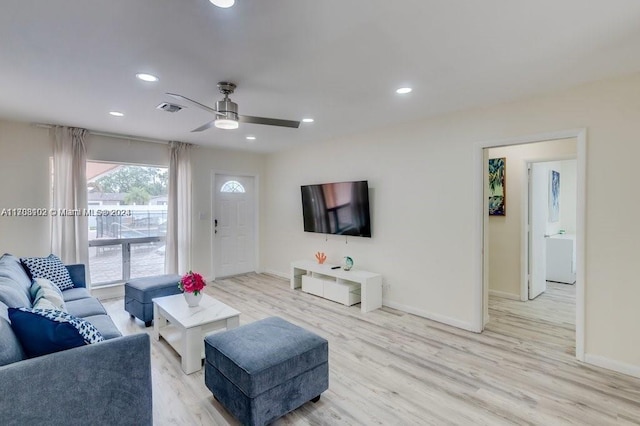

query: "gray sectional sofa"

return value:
[0, 253, 152, 425]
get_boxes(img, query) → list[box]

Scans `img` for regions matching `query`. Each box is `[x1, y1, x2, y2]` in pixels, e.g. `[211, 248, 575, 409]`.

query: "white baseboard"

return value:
[91, 283, 124, 301]
[264, 268, 479, 333]
[489, 289, 521, 300]
[584, 354, 640, 379]
[383, 300, 480, 333]
[264, 269, 289, 280]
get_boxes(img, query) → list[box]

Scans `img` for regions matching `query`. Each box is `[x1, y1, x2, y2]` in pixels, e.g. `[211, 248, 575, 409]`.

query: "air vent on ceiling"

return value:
[156, 102, 183, 113]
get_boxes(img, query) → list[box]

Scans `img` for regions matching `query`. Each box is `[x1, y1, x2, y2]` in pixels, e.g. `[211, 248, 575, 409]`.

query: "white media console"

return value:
[290, 260, 382, 313]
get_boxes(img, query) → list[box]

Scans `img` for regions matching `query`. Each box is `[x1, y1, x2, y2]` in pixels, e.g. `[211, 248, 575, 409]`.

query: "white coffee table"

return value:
[152, 293, 240, 374]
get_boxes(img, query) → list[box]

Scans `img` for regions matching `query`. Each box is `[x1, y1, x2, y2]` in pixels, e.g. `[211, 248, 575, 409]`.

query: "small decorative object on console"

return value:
[343, 256, 354, 271]
[315, 252, 327, 264]
[179, 271, 206, 307]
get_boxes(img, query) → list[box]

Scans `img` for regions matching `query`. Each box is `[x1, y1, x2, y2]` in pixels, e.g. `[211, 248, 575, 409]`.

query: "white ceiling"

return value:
[2, 1, 640, 153]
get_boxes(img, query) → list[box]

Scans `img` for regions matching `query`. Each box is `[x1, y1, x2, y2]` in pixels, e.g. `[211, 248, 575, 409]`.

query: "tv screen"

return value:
[301, 180, 371, 237]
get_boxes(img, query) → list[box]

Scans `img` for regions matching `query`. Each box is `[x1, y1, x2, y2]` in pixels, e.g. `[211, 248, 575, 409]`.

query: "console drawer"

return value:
[301, 275, 324, 297]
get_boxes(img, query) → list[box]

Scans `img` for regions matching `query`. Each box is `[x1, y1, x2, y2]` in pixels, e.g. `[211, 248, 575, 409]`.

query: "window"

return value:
[87, 162, 168, 286]
[220, 180, 245, 193]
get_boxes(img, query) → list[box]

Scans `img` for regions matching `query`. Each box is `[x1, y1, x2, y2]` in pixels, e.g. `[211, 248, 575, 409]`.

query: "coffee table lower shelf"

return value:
[152, 294, 240, 374]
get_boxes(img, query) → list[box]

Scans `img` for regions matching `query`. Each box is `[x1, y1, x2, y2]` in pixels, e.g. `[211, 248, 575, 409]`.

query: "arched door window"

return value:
[220, 180, 245, 193]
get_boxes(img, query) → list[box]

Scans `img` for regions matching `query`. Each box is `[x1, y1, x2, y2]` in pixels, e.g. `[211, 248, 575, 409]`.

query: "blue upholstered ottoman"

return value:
[204, 316, 329, 426]
[124, 274, 181, 326]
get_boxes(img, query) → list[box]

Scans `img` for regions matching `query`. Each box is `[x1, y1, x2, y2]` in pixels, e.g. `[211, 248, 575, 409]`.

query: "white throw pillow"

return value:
[30, 277, 67, 311]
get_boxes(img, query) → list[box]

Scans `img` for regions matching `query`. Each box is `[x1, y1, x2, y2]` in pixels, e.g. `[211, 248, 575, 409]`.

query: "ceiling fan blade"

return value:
[239, 115, 300, 128]
[191, 120, 217, 132]
[165, 92, 223, 116]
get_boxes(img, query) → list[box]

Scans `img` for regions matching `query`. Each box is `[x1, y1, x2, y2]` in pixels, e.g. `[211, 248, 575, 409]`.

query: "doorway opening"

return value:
[526, 159, 577, 300]
[476, 130, 585, 361]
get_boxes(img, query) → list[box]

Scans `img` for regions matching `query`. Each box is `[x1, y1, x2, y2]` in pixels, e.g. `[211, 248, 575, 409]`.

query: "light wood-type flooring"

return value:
[103, 276, 640, 425]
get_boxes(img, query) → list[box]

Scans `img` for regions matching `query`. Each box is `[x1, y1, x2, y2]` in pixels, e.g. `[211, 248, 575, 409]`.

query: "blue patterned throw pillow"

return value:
[8, 307, 104, 358]
[20, 254, 74, 291]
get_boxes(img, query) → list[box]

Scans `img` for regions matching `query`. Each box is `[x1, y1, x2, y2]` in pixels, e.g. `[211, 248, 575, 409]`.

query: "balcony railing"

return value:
[88, 236, 166, 286]
[88, 206, 168, 286]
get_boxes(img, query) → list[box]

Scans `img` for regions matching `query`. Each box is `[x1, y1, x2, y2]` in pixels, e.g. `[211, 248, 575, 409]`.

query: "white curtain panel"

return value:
[165, 141, 193, 274]
[50, 126, 89, 271]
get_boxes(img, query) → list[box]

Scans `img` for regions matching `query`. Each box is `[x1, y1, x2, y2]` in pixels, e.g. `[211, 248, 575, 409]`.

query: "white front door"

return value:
[529, 163, 547, 299]
[214, 175, 255, 278]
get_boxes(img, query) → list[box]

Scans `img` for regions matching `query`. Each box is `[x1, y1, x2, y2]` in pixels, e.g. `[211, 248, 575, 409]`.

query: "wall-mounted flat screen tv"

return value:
[301, 180, 371, 237]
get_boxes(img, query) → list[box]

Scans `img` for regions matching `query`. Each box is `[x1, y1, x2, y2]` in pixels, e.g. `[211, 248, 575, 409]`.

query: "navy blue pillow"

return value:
[8, 308, 104, 358]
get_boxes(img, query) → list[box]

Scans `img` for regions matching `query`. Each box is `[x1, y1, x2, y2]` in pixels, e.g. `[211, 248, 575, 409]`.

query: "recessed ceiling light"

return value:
[302, 118, 314, 123]
[396, 87, 412, 94]
[109, 111, 124, 117]
[246, 136, 256, 140]
[136, 73, 159, 82]
[209, 0, 235, 7]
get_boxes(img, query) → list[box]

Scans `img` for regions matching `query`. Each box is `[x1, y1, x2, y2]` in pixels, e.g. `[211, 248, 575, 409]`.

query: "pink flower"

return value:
[178, 271, 206, 295]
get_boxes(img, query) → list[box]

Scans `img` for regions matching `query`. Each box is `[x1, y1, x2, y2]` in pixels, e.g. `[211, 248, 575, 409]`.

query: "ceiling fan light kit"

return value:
[215, 118, 239, 129]
[214, 86, 239, 129]
[209, 0, 235, 8]
[166, 81, 300, 132]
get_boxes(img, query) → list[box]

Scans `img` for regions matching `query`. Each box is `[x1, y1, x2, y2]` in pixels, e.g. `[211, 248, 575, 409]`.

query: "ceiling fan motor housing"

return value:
[216, 99, 238, 120]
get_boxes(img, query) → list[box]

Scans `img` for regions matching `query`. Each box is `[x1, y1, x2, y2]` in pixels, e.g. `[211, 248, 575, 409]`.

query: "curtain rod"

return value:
[32, 123, 171, 145]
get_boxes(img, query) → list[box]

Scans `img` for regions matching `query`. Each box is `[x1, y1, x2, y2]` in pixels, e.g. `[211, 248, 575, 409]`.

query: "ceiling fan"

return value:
[166, 82, 300, 131]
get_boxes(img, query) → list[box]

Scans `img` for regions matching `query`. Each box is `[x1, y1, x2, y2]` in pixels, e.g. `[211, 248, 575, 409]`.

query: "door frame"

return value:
[210, 170, 260, 280]
[474, 128, 586, 361]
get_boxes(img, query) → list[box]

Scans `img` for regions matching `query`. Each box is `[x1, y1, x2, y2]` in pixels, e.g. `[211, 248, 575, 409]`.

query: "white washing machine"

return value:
[546, 234, 576, 284]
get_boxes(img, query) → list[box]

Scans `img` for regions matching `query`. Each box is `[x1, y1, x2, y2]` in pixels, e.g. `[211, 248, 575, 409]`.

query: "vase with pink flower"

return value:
[178, 271, 206, 307]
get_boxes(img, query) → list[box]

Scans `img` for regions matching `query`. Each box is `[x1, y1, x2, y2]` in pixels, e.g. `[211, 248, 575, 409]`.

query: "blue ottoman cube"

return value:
[124, 274, 182, 326]
[204, 316, 329, 426]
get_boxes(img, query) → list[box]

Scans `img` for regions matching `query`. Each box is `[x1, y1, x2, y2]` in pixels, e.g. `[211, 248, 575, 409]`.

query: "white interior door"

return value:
[214, 175, 255, 278]
[529, 163, 547, 299]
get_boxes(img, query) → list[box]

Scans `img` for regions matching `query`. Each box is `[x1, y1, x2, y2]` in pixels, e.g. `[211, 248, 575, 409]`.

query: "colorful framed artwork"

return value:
[488, 157, 506, 216]
[549, 170, 560, 222]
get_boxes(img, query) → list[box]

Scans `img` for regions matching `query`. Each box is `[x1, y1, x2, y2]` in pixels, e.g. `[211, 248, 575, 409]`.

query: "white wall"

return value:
[0, 121, 51, 256]
[263, 72, 640, 372]
[487, 141, 577, 298]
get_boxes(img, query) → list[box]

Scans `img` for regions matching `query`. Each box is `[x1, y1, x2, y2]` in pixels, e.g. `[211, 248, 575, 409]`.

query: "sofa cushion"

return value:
[83, 314, 122, 340]
[0, 253, 33, 297]
[8, 307, 104, 358]
[30, 278, 66, 311]
[0, 303, 25, 366]
[65, 298, 107, 318]
[0, 276, 31, 308]
[61, 287, 91, 302]
[20, 254, 74, 291]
